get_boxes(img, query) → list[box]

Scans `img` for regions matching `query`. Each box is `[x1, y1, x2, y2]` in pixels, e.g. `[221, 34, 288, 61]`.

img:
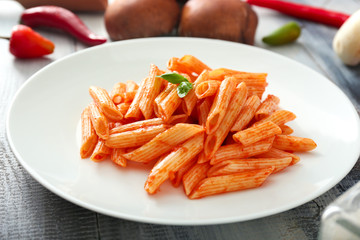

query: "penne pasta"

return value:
[183, 162, 212, 195]
[178, 55, 212, 76]
[167, 57, 196, 81]
[256, 147, 300, 165]
[210, 137, 275, 165]
[278, 124, 294, 135]
[204, 82, 248, 159]
[231, 95, 261, 132]
[195, 80, 221, 99]
[80, 105, 98, 158]
[208, 68, 245, 80]
[90, 139, 112, 162]
[123, 123, 204, 163]
[79, 55, 318, 199]
[144, 132, 205, 194]
[208, 157, 292, 177]
[117, 102, 131, 116]
[89, 86, 123, 121]
[254, 110, 296, 127]
[111, 148, 127, 167]
[272, 135, 317, 152]
[88, 102, 109, 140]
[233, 121, 282, 146]
[109, 114, 187, 135]
[189, 167, 274, 199]
[247, 86, 266, 99]
[197, 98, 212, 127]
[182, 70, 210, 116]
[254, 94, 280, 121]
[154, 83, 176, 118]
[158, 84, 182, 121]
[125, 77, 146, 120]
[139, 64, 163, 119]
[105, 124, 169, 148]
[110, 82, 126, 104]
[206, 76, 237, 135]
[171, 157, 198, 188]
[126, 80, 139, 92]
[196, 151, 209, 164]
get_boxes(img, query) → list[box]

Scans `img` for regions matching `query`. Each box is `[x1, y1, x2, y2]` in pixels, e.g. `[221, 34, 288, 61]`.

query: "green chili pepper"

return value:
[262, 21, 301, 46]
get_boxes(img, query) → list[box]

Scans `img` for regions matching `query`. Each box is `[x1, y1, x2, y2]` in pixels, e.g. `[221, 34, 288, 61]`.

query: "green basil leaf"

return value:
[177, 81, 193, 98]
[157, 72, 189, 84]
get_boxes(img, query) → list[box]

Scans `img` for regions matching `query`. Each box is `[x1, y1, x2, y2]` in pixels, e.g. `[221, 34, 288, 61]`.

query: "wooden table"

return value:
[1, 0, 359, 239]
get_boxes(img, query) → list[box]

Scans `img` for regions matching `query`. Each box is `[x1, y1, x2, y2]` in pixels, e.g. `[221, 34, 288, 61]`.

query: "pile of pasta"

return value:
[80, 55, 317, 199]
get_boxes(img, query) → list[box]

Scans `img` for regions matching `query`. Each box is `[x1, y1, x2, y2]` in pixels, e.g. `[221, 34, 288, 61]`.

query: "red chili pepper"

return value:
[21, 6, 107, 46]
[6, 24, 55, 58]
[246, 0, 350, 28]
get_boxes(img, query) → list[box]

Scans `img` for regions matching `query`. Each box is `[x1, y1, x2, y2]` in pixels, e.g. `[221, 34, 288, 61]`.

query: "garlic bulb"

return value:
[333, 9, 360, 66]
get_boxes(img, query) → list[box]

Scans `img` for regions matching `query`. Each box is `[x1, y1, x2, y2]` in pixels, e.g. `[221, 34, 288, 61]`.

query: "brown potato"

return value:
[178, 0, 258, 45]
[105, 0, 180, 41]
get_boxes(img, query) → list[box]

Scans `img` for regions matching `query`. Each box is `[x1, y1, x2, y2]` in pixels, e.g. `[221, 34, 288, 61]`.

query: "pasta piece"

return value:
[126, 80, 139, 92]
[182, 70, 210, 116]
[111, 148, 127, 167]
[232, 72, 268, 87]
[109, 122, 122, 130]
[208, 68, 245, 80]
[204, 82, 248, 159]
[178, 55, 212, 76]
[231, 95, 261, 132]
[233, 121, 282, 146]
[197, 98, 212, 127]
[105, 124, 169, 148]
[208, 68, 267, 81]
[195, 80, 221, 99]
[279, 124, 294, 135]
[117, 102, 131, 116]
[122, 91, 137, 103]
[206, 76, 237, 135]
[254, 110, 296, 127]
[272, 135, 317, 152]
[109, 115, 187, 134]
[256, 147, 300, 165]
[247, 86, 266, 99]
[139, 64, 163, 119]
[183, 162, 211, 195]
[171, 157, 198, 187]
[167, 114, 189, 125]
[210, 137, 275, 165]
[125, 77, 146, 120]
[110, 82, 126, 104]
[233, 72, 268, 99]
[90, 139, 112, 162]
[80, 106, 98, 158]
[254, 94, 280, 121]
[89, 86, 123, 121]
[88, 102, 109, 140]
[123, 123, 205, 163]
[167, 57, 196, 81]
[144, 132, 205, 194]
[197, 151, 209, 164]
[154, 83, 176, 118]
[158, 86, 182, 121]
[189, 167, 274, 199]
[208, 157, 292, 177]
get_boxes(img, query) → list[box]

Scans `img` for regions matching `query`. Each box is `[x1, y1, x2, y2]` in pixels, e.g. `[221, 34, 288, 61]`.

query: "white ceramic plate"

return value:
[7, 37, 360, 225]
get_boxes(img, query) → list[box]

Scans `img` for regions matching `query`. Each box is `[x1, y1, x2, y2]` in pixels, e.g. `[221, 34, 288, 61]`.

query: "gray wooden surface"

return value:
[1, 0, 360, 239]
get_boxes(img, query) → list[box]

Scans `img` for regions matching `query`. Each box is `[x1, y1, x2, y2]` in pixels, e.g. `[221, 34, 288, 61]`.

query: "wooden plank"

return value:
[0, 1, 99, 239]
